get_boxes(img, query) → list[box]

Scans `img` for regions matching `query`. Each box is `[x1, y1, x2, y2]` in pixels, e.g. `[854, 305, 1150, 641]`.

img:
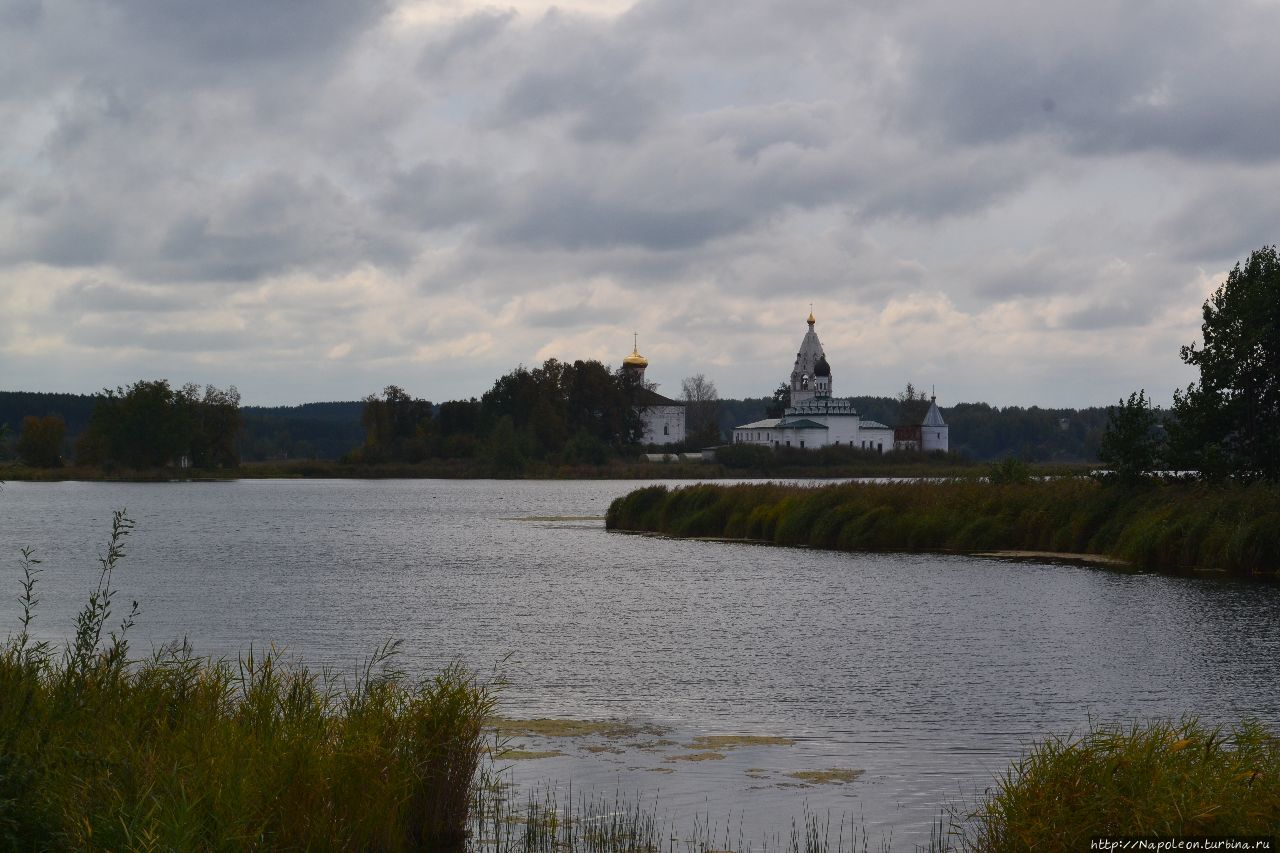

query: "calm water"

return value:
[3, 479, 1279, 844]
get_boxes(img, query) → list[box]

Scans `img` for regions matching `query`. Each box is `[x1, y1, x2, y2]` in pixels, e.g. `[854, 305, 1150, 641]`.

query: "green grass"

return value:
[956, 717, 1280, 850]
[606, 479, 1280, 576]
[0, 511, 497, 852]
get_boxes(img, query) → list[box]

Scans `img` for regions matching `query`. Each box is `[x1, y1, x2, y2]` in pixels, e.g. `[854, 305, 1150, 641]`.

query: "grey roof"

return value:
[922, 400, 947, 427]
[736, 418, 782, 430]
[637, 387, 684, 407]
[777, 418, 829, 430]
[860, 420, 892, 430]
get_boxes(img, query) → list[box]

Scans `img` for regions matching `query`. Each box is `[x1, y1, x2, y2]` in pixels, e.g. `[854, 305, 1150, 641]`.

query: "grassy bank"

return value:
[606, 479, 1280, 576]
[0, 512, 496, 851]
[957, 717, 1280, 848]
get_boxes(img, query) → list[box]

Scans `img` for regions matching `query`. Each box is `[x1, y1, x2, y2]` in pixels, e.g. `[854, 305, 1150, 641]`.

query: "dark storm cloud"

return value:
[490, 44, 668, 143]
[379, 161, 497, 230]
[416, 8, 516, 76]
[1158, 171, 1280, 263]
[145, 172, 413, 282]
[894, 0, 1280, 162]
[106, 0, 391, 75]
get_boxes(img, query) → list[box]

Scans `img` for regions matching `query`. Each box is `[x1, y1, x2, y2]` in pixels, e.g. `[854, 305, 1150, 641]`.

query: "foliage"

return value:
[764, 382, 790, 419]
[897, 382, 931, 425]
[1171, 245, 1280, 481]
[15, 415, 65, 468]
[959, 717, 1280, 849]
[0, 514, 497, 851]
[607, 479, 1280, 577]
[239, 401, 366, 461]
[358, 385, 434, 463]
[1098, 390, 1162, 484]
[681, 373, 722, 444]
[75, 380, 241, 469]
[485, 414, 527, 477]
[986, 457, 1032, 484]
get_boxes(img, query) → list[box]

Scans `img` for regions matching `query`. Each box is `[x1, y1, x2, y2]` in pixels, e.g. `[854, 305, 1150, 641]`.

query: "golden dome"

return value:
[623, 346, 649, 368]
[623, 333, 649, 368]
[807, 309, 816, 325]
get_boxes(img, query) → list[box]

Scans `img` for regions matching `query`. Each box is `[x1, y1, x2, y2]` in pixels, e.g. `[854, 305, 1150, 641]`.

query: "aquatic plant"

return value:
[956, 717, 1280, 849]
[606, 479, 1280, 576]
[0, 510, 497, 851]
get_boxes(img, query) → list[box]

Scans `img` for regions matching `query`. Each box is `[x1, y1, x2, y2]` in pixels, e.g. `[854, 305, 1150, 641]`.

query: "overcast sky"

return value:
[3, 0, 1278, 407]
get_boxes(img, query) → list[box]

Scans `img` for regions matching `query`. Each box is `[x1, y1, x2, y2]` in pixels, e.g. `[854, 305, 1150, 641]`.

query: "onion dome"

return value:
[623, 334, 649, 368]
[813, 355, 831, 377]
[807, 310, 816, 326]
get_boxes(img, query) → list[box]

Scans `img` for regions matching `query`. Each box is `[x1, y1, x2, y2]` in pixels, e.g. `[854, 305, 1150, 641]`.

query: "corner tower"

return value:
[790, 310, 830, 404]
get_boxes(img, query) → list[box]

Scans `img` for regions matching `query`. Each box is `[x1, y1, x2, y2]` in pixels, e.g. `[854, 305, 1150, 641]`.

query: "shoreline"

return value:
[605, 480, 1280, 580]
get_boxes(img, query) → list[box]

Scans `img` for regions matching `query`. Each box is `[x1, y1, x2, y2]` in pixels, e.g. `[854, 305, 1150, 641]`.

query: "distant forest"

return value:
[1, 389, 1108, 463]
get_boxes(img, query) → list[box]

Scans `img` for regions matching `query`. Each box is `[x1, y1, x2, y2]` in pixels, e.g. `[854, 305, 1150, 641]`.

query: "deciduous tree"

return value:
[1170, 245, 1280, 481]
[1098, 390, 1161, 485]
[16, 415, 66, 468]
[682, 373, 721, 443]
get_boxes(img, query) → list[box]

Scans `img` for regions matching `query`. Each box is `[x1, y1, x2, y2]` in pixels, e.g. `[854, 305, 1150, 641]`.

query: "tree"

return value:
[764, 383, 790, 419]
[185, 384, 242, 468]
[1098, 390, 1161, 484]
[76, 380, 242, 469]
[16, 415, 66, 468]
[1170, 245, 1280, 481]
[897, 382, 931, 425]
[359, 385, 433, 463]
[682, 374, 721, 443]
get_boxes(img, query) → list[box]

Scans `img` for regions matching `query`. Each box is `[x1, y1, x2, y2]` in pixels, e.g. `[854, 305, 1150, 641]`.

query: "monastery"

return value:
[731, 311, 949, 453]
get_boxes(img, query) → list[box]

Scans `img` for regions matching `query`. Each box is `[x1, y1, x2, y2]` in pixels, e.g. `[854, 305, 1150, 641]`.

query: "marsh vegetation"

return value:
[606, 479, 1280, 577]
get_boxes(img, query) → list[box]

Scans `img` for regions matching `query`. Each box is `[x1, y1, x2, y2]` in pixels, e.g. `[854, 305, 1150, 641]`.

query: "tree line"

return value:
[1, 381, 241, 470]
[349, 359, 648, 474]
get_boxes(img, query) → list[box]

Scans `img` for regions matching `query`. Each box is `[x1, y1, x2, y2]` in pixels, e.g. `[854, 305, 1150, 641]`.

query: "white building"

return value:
[732, 311, 948, 453]
[622, 340, 686, 446]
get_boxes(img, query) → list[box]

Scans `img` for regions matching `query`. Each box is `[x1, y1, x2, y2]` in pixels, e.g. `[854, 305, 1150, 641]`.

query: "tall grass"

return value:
[606, 480, 1280, 576]
[0, 510, 497, 851]
[955, 717, 1280, 849]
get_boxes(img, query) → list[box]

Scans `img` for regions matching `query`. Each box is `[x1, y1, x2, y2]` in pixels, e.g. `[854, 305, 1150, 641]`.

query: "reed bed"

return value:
[0, 510, 497, 852]
[955, 717, 1280, 850]
[605, 479, 1280, 576]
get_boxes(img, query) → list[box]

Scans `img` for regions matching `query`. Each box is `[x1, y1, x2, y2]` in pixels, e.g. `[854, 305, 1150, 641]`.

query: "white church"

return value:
[622, 339, 686, 445]
[731, 311, 949, 453]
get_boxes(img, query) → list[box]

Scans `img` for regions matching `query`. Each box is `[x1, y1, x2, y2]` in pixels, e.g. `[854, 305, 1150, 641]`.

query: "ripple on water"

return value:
[3, 478, 1280, 844]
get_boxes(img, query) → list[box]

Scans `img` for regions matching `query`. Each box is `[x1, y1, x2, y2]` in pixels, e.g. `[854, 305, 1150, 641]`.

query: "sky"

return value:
[3, 0, 1278, 408]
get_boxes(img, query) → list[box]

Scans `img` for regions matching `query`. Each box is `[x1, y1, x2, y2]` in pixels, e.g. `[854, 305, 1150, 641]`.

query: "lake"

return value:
[3, 478, 1279, 845]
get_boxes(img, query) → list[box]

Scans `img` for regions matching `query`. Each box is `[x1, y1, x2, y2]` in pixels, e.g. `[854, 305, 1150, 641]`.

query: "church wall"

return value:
[857, 427, 893, 453]
[644, 405, 686, 445]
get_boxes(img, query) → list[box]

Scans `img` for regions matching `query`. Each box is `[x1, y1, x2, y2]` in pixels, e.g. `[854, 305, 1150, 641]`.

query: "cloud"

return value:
[892, 0, 1280, 162]
[1, 0, 1276, 407]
